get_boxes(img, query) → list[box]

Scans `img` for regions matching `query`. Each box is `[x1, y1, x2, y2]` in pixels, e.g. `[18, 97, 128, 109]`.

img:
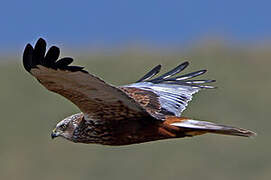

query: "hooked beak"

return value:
[51, 129, 61, 139]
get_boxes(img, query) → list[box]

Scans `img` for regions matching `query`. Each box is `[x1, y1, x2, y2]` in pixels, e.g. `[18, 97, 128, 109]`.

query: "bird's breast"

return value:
[72, 117, 182, 145]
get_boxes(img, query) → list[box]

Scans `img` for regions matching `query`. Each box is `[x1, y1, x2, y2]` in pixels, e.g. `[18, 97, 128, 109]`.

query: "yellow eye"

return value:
[59, 124, 67, 130]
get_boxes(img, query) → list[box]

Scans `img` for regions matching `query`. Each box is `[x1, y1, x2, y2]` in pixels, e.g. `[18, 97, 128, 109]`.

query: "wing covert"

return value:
[23, 38, 151, 122]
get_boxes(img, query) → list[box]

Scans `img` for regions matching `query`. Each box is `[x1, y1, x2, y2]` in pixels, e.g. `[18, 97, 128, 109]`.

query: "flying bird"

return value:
[22, 38, 256, 146]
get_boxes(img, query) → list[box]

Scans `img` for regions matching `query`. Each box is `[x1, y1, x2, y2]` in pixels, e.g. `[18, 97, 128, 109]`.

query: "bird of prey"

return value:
[22, 38, 256, 146]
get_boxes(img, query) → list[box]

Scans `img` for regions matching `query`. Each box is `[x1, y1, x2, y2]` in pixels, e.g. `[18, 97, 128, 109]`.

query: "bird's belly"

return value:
[74, 119, 182, 145]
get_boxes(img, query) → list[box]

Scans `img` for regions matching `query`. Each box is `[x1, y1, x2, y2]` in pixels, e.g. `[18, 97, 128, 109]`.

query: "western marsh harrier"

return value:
[22, 38, 256, 145]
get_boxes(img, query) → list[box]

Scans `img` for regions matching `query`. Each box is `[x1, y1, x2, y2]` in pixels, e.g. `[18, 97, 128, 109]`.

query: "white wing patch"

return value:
[123, 62, 215, 118]
[124, 82, 200, 117]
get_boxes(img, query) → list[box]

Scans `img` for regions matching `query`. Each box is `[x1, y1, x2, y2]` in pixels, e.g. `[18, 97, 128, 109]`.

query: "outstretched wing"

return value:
[121, 62, 215, 119]
[23, 38, 151, 121]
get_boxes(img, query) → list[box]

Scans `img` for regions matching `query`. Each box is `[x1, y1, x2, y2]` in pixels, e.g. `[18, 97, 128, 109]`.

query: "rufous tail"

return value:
[167, 117, 256, 137]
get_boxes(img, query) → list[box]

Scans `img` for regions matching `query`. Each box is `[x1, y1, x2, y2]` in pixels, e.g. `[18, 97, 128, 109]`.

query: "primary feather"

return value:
[123, 62, 215, 118]
[136, 64, 162, 82]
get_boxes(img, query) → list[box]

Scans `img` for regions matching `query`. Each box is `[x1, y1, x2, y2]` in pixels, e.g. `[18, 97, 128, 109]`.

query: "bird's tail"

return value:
[166, 117, 256, 137]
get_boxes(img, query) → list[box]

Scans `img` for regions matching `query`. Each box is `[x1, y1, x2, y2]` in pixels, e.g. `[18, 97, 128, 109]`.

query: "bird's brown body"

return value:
[23, 38, 256, 146]
[72, 115, 192, 145]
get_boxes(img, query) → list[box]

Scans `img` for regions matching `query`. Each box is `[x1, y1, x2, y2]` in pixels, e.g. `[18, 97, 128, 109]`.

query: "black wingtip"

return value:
[36, 38, 46, 47]
[38, 37, 46, 42]
[136, 64, 162, 82]
[157, 64, 162, 69]
[134, 62, 216, 89]
[23, 43, 34, 72]
[150, 61, 190, 83]
[22, 38, 88, 74]
[174, 69, 207, 81]
[211, 79, 216, 83]
[182, 61, 189, 66]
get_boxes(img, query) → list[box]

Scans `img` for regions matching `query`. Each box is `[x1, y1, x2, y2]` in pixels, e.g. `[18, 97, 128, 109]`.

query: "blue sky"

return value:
[0, 0, 271, 52]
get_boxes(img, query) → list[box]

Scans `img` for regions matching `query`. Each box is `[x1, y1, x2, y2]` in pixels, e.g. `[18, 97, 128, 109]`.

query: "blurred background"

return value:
[0, 1, 270, 180]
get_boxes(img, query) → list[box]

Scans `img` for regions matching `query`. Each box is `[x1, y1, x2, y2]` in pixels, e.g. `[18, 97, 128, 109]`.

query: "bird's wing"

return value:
[121, 62, 215, 119]
[23, 38, 151, 122]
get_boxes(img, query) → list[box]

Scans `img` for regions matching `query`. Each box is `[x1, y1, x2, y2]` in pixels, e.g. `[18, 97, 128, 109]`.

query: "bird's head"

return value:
[51, 113, 83, 140]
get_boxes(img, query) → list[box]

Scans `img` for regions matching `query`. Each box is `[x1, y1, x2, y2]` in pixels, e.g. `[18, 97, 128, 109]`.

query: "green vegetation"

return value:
[0, 43, 269, 180]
